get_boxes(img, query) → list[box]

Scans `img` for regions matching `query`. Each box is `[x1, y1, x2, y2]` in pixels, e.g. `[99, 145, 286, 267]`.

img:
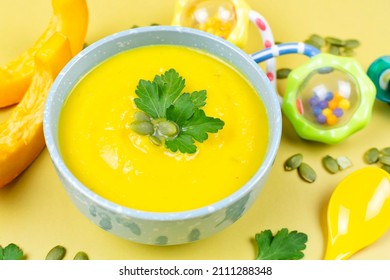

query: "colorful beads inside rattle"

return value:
[184, 0, 237, 39]
[309, 82, 351, 126]
[296, 68, 359, 128]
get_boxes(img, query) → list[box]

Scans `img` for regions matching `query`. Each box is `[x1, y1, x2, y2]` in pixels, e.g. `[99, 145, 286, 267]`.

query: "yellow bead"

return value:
[322, 108, 332, 116]
[339, 99, 350, 110]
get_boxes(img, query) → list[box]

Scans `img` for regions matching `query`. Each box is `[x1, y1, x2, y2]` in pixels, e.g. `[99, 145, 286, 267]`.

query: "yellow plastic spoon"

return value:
[324, 166, 390, 260]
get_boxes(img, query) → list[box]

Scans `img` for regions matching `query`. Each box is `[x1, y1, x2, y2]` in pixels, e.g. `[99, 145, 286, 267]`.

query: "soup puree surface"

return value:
[59, 45, 269, 212]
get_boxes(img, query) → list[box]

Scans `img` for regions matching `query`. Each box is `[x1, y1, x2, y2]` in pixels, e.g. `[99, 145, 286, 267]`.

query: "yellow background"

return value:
[0, 0, 389, 260]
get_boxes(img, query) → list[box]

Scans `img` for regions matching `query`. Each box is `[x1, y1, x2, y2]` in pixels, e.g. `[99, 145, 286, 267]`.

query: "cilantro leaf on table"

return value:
[131, 69, 224, 154]
[255, 228, 308, 260]
[0, 243, 24, 260]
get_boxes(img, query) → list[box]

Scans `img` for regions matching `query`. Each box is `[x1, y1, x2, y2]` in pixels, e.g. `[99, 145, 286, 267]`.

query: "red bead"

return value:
[255, 18, 266, 31]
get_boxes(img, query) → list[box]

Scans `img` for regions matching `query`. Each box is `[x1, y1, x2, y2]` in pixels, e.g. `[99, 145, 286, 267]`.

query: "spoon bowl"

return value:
[324, 166, 390, 260]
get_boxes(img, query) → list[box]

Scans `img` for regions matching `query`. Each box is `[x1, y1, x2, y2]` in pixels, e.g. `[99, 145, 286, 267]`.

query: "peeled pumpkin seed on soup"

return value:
[130, 121, 154, 135]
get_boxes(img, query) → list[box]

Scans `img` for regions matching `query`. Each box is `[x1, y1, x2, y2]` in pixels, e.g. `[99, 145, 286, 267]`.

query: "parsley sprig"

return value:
[130, 69, 224, 154]
[0, 243, 24, 260]
[255, 228, 308, 260]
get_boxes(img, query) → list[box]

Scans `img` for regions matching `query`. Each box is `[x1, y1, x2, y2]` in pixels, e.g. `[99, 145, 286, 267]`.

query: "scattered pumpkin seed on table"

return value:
[336, 156, 353, 170]
[276, 68, 292, 79]
[382, 165, 390, 174]
[45, 245, 66, 260]
[298, 162, 317, 183]
[73, 251, 89, 260]
[322, 155, 339, 174]
[284, 153, 303, 171]
[364, 147, 380, 164]
[379, 155, 390, 166]
[381, 147, 390, 156]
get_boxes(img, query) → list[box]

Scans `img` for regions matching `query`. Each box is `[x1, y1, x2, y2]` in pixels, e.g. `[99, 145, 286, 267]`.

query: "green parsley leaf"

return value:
[0, 243, 24, 260]
[134, 69, 185, 119]
[132, 69, 224, 154]
[190, 90, 207, 108]
[182, 109, 224, 143]
[165, 134, 197, 154]
[255, 228, 308, 260]
[166, 93, 195, 125]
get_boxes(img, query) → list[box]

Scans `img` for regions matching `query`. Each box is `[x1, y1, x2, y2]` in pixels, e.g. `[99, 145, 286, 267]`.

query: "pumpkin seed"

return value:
[344, 39, 360, 49]
[304, 39, 322, 50]
[364, 147, 380, 164]
[309, 34, 325, 47]
[284, 153, 303, 171]
[73, 251, 89, 260]
[329, 45, 341, 55]
[382, 164, 390, 174]
[134, 111, 150, 122]
[277, 68, 292, 79]
[298, 162, 317, 183]
[325, 36, 345, 47]
[46, 245, 66, 260]
[157, 120, 179, 137]
[322, 155, 339, 174]
[379, 155, 390, 166]
[130, 121, 154, 135]
[342, 48, 355, 57]
[336, 156, 352, 170]
[381, 147, 390, 156]
[149, 135, 163, 146]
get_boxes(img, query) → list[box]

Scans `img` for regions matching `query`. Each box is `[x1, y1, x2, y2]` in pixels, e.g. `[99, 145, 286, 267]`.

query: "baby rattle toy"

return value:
[171, 0, 376, 144]
[367, 56, 390, 104]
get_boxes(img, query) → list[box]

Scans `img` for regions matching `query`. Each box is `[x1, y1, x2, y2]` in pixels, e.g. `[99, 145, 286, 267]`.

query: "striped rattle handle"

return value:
[249, 10, 321, 103]
[251, 42, 321, 63]
[248, 10, 276, 88]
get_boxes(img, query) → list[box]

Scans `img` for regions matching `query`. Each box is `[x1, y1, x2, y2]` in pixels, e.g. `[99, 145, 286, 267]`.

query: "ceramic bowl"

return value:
[43, 26, 282, 245]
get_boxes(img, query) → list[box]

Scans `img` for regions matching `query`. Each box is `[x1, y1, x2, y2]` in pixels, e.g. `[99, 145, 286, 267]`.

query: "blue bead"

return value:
[319, 100, 328, 109]
[333, 108, 344, 118]
[325, 92, 334, 101]
[309, 96, 320, 106]
[312, 106, 322, 116]
[316, 114, 326, 124]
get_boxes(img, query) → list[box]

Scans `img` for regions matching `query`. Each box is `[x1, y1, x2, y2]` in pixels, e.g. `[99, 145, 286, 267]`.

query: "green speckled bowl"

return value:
[43, 26, 281, 245]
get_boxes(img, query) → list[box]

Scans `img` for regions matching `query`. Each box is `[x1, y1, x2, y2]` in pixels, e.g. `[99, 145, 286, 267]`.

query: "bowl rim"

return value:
[43, 25, 282, 222]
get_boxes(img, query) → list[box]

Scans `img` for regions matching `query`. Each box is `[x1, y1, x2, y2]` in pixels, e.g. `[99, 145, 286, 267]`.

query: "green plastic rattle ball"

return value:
[282, 53, 376, 144]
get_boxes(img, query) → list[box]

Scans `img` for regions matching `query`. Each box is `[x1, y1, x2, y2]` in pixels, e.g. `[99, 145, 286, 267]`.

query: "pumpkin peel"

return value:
[0, 32, 72, 187]
[0, 0, 88, 108]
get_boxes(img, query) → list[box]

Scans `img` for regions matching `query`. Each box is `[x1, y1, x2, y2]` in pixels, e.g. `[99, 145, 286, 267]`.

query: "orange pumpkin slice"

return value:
[0, 0, 88, 108]
[0, 32, 72, 187]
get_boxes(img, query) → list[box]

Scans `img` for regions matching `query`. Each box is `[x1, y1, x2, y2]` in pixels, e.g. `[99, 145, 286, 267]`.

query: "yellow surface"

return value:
[59, 45, 267, 212]
[0, 0, 389, 259]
